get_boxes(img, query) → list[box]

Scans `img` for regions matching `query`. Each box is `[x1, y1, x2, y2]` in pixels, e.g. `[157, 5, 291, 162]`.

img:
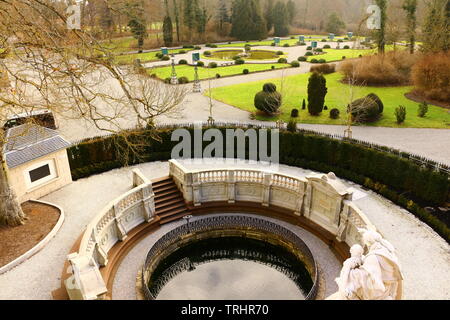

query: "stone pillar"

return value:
[113, 204, 128, 242]
[142, 184, 155, 222]
[262, 173, 272, 207]
[192, 173, 201, 206]
[227, 170, 236, 203]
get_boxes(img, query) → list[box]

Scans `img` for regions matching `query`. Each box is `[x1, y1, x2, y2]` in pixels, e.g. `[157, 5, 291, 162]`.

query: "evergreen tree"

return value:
[286, 0, 296, 25]
[374, 0, 388, 54]
[230, 0, 267, 40]
[402, 0, 417, 54]
[326, 12, 346, 34]
[273, 1, 289, 36]
[307, 72, 328, 115]
[264, 0, 274, 32]
[173, 0, 181, 42]
[184, 0, 196, 32]
[163, 15, 174, 46]
[195, 6, 208, 35]
[126, 1, 147, 53]
[217, 0, 230, 33]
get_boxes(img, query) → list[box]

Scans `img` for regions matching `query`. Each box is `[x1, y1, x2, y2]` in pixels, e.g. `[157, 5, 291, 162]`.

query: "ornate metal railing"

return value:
[141, 215, 319, 300]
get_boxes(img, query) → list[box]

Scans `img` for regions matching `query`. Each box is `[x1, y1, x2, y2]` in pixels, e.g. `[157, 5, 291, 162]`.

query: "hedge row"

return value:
[67, 127, 450, 242]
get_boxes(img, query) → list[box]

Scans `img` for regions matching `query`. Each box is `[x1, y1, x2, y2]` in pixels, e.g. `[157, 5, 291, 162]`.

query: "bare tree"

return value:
[0, 0, 187, 226]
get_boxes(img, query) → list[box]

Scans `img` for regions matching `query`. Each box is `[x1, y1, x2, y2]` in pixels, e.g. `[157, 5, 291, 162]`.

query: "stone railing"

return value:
[65, 169, 156, 300]
[169, 159, 376, 249]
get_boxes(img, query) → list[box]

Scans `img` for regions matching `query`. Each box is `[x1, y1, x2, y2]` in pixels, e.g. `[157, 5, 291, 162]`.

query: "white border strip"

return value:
[0, 200, 65, 275]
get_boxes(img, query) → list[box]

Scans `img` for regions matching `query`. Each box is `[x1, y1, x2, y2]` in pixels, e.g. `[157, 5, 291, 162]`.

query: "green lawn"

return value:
[208, 72, 450, 128]
[148, 63, 291, 81]
[306, 48, 378, 62]
[114, 48, 193, 64]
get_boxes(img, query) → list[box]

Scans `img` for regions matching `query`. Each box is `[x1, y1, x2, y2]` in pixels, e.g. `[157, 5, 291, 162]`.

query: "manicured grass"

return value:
[208, 72, 450, 128]
[306, 48, 378, 62]
[114, 48, 193, 64]
[147, 63, 291, 81]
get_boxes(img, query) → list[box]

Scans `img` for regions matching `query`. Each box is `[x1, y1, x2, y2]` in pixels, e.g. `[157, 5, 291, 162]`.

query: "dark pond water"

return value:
[147, 236, 313, 300]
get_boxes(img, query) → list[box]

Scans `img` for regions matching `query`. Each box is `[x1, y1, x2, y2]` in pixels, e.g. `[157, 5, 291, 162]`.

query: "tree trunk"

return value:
[0, 148, 25, 226]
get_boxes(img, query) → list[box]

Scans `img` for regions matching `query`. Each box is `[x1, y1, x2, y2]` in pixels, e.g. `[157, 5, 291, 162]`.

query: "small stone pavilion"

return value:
[4, 124, 72, 203]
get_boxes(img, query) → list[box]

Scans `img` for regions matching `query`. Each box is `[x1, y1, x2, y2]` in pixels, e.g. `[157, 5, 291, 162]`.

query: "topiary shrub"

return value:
[291, 109, 299, 118]
[179, 50, 186, 54]
[208, 62, 218, 68]
[196, 61, 205, 67]
[310, 58, 319, 63]
[232, 55, 241, 60]
[271, 42, 276, 46]
[367, 93, 384, 114]
[344, 45, 350, 49]
[418, 102, 429, 118]
[287, 119, 297, 132]
[321, 39, 327, 42]
[395, 105, 406, 124]
[194, 46, 201, 50]
[342, 56, 346, 60]
[307, 46, 312, 50]
[271, 65, 275, 69]
[161, 55, 170, 61]
[263, 83, 277, 93]
[243, 69, 249, 74]
[276, 51, 284, 55]
[349, 95, 381, 123]
[305, 52, 313, 56]
[298, 56, 307, 61]
[314, 48, 323, 52]
[178, 76, 189, 83]
[178, 59, 188, 65]
[338, 39, 343, 43]
[235, 58, 245, 65]
[307, 72, 328, 115]
[216, 73, 221, 78]
[310, 63, 336, 74]
[318, 59, 326, 64]
[164, 77, 171, 84]
[255, 83, 282, 114]
[330, 108, 340, 119]
[324, 105, 328, 110]
[290, 61, 300, 68]
[278, 58, 288, 63]
[156, 52, 163, 59]
[183, 45, 194, 49]
[323, 45, 331, 49]
[283, 43, 290, 47]
[204, 51, 212, 56]
[299, 42, 306, 46]
[302, 98, 306, 110]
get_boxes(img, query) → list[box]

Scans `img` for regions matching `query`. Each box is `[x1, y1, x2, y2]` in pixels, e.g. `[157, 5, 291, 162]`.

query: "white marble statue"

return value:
[327, 229, 404, 300]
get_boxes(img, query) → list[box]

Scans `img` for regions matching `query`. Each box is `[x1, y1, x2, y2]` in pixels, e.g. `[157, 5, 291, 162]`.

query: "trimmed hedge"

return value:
[67, 127, 450, 242]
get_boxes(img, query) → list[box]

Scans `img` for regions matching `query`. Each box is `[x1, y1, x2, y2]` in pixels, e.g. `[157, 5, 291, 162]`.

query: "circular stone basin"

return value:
[147, 236, 313, 300]
[208, 49, 279, 60]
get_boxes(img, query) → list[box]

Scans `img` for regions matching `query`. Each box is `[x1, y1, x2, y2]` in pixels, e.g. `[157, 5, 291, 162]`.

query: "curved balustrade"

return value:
[64, 169, 155, 300]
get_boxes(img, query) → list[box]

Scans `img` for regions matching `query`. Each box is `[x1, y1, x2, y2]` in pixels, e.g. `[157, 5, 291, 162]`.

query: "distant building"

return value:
[4, 124, 72, 203]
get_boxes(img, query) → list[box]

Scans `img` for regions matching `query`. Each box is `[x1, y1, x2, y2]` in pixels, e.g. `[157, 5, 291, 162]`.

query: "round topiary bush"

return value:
[298, 56, 307, 61]
[344, 45, 350, 49]
[338, 39, 343, 43]
[161, 55, 170, 61]
[307, 46, 312, 50]
[342, 56, 346, 60]
[243, 69, 249, 74]
[156, 53, 163, 59]
[299, 42, 306, 46]
[178, 59, 188, 65]
[254, 90, 282, 114]
[204, 51, 212, 56]
[179, 50, 186, 54]
[290, 61, 300, 67]
[194, 46, 201, 50]
[271, 43, 276, 46]
[318, 59, 326, 64]
[310, 58, 319, 63]
[349, 96, 381, 123]
[323, 45, 331, 49]
[278, 58, 288, 63]
[315, 48, 323, 52]
[283, 43, 290, 47]
[235, 58, 245, 65]
[367, 93, 384, 114]
[178, 76, 189, 84]
[321, 39, 327, 42]
[216, 73, 221, 78]
[232, 55, 241, 60]
[196, 61, 205, 67]
[276, 51, 284, 55]
[164, 77, 171, 84]
[263, 83, 277, 93]
[305, 52, 313, 57]
[330, 108, 340, 119]
[291, 109, 299, 118]
[208, 62, 218, 68]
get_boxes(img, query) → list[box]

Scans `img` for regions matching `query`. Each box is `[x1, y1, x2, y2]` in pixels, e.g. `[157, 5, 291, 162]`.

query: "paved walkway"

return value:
[0, 160, 448, 300]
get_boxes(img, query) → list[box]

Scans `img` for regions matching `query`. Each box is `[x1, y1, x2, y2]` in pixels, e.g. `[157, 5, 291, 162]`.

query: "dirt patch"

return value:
[0, 201, 60, 268]
[405, 91, 450, 109]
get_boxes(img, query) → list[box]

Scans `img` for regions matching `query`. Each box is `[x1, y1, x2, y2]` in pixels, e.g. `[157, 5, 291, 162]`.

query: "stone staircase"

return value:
[152, 177, 189, 225]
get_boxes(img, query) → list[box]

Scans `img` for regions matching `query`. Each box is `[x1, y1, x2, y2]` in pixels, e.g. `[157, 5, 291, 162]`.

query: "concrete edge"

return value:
[0, 199, 65, 275]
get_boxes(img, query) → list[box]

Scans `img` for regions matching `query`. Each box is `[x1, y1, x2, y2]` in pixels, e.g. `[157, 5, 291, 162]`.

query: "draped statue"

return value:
[327, 229, 403, 300]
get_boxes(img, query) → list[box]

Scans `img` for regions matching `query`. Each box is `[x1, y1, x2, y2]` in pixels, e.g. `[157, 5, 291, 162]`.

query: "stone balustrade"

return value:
[168, 159, 377, 249]
[64, 169, 155, 300]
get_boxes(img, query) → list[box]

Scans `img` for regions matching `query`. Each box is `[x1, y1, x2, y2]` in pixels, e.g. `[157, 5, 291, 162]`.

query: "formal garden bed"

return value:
[208, 72, 450, 128]
[0, 201, 61, 269]
[147, 63, 292, 82]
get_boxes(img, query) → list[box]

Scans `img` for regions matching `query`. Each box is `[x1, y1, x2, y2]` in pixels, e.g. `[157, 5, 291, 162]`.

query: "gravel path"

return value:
[0, 160, 448, 300]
